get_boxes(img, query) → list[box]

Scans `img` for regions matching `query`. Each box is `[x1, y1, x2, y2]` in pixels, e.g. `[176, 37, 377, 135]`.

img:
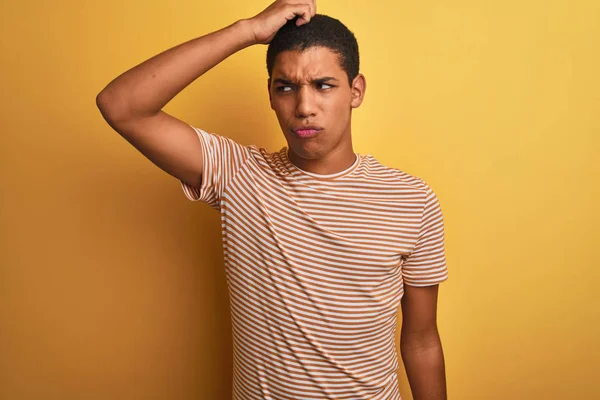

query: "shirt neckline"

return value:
[283, 147, 361, 181]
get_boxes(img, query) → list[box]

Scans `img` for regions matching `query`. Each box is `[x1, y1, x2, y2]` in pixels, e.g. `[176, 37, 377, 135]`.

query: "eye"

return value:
[318, 83, 334, 90]
[276, 86, 293, 92]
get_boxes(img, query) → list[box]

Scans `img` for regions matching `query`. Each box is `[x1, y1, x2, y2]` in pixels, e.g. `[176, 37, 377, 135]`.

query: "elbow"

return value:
[95, 91, 109, 109]
[96, 90, 156, 124]
[96, 91, 114, 118]
[96, 90, 128, 124]
[401, 328, 441, 353]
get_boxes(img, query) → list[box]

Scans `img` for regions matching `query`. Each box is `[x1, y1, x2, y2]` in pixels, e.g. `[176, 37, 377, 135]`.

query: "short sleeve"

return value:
[402, 181, 449, 287]
[180, 125, 252, 211]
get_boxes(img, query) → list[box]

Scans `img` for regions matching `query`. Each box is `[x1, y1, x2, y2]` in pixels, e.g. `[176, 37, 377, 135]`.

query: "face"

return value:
[268, 46, 366, 161]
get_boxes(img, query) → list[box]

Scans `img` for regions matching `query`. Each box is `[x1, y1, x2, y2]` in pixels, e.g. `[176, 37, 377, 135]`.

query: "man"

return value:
[96, 1, 449, 399]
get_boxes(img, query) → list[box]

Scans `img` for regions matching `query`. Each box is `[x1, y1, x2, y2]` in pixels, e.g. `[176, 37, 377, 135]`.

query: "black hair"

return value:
[266, 14, 360, 87]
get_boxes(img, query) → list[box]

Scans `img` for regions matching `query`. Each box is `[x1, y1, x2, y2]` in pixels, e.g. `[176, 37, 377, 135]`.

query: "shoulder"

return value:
[361, 154, 431, 194]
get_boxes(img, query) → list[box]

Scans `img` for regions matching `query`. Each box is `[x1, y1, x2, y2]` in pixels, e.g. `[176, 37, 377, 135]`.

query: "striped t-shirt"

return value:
[180, 126, 449, 400]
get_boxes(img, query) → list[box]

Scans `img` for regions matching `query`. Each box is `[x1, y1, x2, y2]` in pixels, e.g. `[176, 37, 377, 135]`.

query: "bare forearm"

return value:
[401, 334, 447, 400]
[96, 19, 256, 121]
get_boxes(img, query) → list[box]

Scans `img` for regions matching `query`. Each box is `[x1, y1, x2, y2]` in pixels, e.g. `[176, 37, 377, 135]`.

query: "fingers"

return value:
[284, 3, 311, 26]
[285, 1, 315, 26]
[297, 2, 314, 26]
[297, 6, 311, 26]
[307, 0, 315, 18]
[287, 0, 315, 15]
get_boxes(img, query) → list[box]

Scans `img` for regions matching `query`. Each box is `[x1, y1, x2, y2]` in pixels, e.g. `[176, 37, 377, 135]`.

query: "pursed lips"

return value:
[292, 126, 323, 135]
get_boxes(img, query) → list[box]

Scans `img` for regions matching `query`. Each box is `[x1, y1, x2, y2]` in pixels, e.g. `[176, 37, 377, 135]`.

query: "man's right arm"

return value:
[95, 0, 316, 191]
[95, 19, 257, 189]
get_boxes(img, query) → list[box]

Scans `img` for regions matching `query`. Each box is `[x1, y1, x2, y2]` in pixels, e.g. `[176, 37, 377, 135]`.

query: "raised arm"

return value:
[95, 0, 316, 189]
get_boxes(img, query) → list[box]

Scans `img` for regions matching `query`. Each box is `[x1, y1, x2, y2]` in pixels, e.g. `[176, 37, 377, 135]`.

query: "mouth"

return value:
[292, 126, 323, 138]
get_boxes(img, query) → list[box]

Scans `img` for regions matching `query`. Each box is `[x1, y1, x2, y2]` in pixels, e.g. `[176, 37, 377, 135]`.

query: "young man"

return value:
[96, 1, 449, 399]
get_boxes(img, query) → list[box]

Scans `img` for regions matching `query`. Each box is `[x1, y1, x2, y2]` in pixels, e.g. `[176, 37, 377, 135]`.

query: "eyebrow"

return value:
[273, 76, 338, 85]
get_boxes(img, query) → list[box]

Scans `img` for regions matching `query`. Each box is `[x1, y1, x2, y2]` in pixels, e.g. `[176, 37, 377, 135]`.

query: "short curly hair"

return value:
[266, 14, 360, 87]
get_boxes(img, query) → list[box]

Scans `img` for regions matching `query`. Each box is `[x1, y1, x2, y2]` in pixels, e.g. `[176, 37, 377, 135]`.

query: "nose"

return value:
[295, 86, 317, 119]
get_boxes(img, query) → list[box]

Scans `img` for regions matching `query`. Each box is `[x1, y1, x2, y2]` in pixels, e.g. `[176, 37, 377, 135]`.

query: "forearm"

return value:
[97, 19, 256, 121]
[400, 332, 447, 400]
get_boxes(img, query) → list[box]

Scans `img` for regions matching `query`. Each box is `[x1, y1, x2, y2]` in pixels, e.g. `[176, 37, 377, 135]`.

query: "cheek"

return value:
[329, 99, 351, 120]
[274, 103, 297, 126]
[271, 98, 289, 113]
[270, 102, 285, 119]
[272, 105, 293, 129]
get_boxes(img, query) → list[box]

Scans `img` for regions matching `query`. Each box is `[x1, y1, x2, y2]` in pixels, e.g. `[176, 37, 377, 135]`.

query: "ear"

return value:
[267, 77, 273, 108]
[350, 73, 366, 109]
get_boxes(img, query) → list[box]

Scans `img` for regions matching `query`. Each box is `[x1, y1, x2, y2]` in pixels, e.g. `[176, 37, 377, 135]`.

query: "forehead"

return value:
[272, 46, 345, 82]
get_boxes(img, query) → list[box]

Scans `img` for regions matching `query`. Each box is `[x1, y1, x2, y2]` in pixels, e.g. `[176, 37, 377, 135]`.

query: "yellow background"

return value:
[1, 0, 599, 398]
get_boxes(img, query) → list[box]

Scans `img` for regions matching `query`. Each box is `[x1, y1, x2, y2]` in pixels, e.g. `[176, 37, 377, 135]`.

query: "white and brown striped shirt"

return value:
[180, 126, 449, 400]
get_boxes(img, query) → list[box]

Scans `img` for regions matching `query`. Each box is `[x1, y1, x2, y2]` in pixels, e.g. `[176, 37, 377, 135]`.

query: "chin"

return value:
[289, 145, 327, 160]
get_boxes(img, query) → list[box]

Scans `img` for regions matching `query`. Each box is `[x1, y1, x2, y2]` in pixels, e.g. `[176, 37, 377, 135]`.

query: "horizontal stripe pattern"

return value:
[180, 126, 448, 399]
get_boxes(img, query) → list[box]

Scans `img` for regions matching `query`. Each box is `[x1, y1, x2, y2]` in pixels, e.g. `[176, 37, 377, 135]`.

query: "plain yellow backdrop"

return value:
[1, 0, 599, 399]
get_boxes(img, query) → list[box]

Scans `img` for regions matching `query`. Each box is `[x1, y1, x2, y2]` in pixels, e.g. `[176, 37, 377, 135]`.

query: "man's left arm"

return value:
[400, 283, 447, 400]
